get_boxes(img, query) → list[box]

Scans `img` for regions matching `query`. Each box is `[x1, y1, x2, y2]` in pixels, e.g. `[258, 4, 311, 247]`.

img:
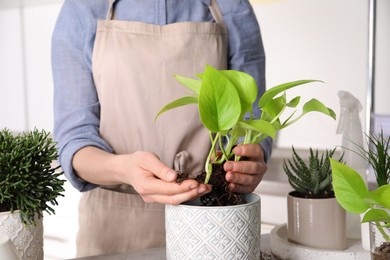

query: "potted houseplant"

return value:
[331, 160, 390, 260]
[156, 64, 336, 259]
[331, 130, 390, 259]
[0, 128, 65, 260]
[281, 147, 346, 251]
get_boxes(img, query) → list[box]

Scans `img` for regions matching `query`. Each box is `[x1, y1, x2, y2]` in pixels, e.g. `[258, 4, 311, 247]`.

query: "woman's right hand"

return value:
[114, 151, 211, 205]
[73, 147, 211, 205]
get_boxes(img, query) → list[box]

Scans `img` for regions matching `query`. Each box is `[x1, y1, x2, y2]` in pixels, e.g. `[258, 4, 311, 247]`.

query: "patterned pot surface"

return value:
[165, 193, 261, 260]
[0, 210, 43, 260]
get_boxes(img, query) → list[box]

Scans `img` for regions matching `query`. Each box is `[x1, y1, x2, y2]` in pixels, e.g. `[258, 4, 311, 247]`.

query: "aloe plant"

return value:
[156, 64, 336, 184]
[283, 147, 344, 198]
[331, 159, 390, 243]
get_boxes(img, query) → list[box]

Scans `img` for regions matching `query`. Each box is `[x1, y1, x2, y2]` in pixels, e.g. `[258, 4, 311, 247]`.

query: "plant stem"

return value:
[204, 133, 220, 184]
[375, 221, 390, 243]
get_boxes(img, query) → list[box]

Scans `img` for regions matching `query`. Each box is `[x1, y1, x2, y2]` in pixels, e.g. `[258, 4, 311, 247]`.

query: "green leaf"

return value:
[155, 96, 198, 121]
[362, 208, 390, 223]
[220, 70, 258, 115]
[237, 120, 276, 139]
[287, 96, 301, 108]
[261, 94, 286, 121]
[198, 65, 241, 132]
[330, 159, 370, 214]
[302, 99, 336, 119]
[368, 184, 390, 209]
[259, 80, 321, 108]
[173, 74, 201, 95]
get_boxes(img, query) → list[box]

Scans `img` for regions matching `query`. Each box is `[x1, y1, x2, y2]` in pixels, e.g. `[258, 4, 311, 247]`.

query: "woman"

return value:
[52, 0, 271, 257]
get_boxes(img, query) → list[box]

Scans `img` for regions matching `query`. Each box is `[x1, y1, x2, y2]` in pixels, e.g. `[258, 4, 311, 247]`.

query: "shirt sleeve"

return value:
[51, 0, 112, 192]
[220, 0, 273, 162]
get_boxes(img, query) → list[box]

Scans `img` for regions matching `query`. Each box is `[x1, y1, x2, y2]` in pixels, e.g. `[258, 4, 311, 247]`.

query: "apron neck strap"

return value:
[209, 0, 225, 25]
[106, 0, 225, 26]
[106, 0, 117, 21]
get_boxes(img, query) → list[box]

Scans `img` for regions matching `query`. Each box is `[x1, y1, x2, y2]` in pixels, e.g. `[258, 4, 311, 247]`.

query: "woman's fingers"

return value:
[142, 184, 212, 205]
[223, 144, 268, 192]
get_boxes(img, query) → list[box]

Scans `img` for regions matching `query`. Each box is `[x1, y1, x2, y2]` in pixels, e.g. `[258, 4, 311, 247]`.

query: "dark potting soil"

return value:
[289, 190, 335, 199]
[372, 242, 390, 260]
[177, 163, 246, 206]
[0, 202, 11, 212]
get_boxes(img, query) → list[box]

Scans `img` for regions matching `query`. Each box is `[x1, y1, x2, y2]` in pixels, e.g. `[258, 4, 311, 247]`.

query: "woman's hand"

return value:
[223, 144, 268, 193]
[73, 147, 211, 205]
[114, 151, 211, 205]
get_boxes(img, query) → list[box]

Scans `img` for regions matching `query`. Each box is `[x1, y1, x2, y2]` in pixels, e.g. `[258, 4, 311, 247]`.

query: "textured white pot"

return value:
[287, 191, 346, 250]
[0, 233, 19, 260]
[165, 193, 261, 260]
[0, 210, 43, 260]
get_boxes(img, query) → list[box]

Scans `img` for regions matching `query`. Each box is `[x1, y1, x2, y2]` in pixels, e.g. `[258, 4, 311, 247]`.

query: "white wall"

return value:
[254, 0, 370, 150]
[0, 1, 62, 131]
[0, 7, 26, 130]
[375, 0, 390, 115]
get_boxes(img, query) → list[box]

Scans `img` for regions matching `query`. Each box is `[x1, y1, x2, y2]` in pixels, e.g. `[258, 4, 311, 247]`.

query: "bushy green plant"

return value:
[156, 64, 336, 184]
[354, 130, 390, 187]
[0, 128, 65, 225]
[331, 159, 390, 243]
[283, 147, 344, 198]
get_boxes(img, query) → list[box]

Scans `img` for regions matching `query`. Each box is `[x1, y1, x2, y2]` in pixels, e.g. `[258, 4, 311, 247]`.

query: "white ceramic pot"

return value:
[165, 193, 261, 260]
[0, 210, 43, 260]
[287, 191, 346, 250]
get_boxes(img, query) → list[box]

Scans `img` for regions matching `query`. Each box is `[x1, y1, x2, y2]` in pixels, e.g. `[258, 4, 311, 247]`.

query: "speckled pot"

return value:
[287, 191, 346, 250]
[0, 210, 43, 260]
[165, 193, 261, 260]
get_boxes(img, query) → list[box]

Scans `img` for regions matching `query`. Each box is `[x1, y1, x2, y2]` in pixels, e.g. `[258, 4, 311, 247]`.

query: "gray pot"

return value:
[287, 191, 346, 250]
[165, 193, 261, 260]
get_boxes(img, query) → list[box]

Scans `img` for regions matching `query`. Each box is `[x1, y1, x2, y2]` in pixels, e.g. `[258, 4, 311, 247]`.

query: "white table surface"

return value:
[71, 234, 276, 260]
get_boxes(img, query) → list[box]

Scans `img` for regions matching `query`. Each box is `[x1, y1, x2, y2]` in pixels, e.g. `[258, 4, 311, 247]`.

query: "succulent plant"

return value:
[283, 146, 344, 198]
[0, 128, 65, 225]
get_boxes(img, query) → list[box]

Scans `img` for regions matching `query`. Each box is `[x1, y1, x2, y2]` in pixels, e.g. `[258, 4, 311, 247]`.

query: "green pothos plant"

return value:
[156, 64, 336, 185]
[331, 159, 390, 243]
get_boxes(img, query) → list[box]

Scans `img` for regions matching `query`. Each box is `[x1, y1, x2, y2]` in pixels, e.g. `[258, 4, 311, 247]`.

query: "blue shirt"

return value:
[52, 0, 271, 192]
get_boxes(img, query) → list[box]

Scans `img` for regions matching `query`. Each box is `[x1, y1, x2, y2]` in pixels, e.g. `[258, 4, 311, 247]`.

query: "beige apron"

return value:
[76, 0, 227, 257]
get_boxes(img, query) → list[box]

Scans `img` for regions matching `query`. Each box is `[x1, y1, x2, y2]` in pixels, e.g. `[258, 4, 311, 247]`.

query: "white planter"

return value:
[0, 210, 43, 260]
[165, 193, 261, 260]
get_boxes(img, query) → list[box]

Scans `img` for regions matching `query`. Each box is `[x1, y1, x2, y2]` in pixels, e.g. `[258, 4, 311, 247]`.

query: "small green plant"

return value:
[331, 159, 390, 243]
[354, 130, 390, 187]
[283, 147, 344, 198]
[0, 128, 65, 225]
[156, 64, 336, 184]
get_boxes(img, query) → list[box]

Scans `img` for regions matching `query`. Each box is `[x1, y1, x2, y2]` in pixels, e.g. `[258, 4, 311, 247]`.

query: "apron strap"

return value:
[209, 0, 225, 25]
[106, 0, 117, 21]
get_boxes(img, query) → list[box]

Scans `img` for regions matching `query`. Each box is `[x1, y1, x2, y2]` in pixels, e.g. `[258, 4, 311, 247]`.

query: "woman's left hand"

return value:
[223, 144, 268, 193]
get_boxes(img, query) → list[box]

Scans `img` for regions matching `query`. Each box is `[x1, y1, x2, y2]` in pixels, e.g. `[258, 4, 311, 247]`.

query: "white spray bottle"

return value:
[336, 90, 369, 250]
